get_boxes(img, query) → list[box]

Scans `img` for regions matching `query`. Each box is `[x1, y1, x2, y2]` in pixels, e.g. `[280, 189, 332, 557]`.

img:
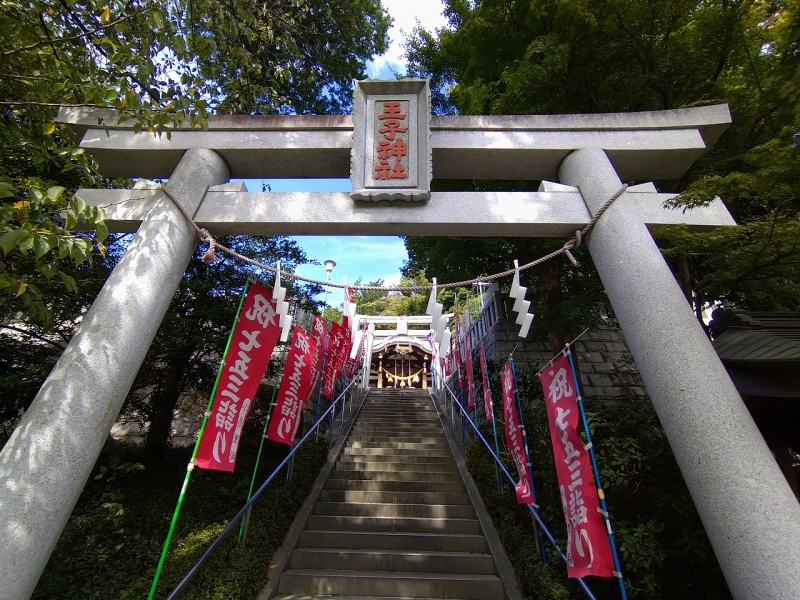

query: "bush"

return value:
[466, 393, 733, 599]
[33, 436, 329, 599]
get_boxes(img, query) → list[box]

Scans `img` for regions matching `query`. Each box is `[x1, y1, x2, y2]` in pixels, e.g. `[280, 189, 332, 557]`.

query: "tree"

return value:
[123, 235, 321, 451]
[402, 1, 800, 596]
[0, 0, 390, 326]
[404, 0, 800, 331]
[1, 0, 390, 444]
[0, 233, 130, 447]
[354, 272, 432, 317]
[198, 0, 391, 115]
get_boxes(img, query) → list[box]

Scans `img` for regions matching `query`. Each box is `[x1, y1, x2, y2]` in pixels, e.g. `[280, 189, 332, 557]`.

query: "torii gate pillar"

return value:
[560, 148, 800, 600]
[0, 148, 229, 600]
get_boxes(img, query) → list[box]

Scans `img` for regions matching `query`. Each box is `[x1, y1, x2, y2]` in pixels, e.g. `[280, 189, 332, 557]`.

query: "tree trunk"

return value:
[538, 260, 585, 391]
[538, 260, 571, 354]
[144, 350, 193, 452]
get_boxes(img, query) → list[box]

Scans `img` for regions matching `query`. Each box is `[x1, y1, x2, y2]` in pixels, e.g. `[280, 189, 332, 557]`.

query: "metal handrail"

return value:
[438, 381, 598, 600]
[166, 376, 362, 599]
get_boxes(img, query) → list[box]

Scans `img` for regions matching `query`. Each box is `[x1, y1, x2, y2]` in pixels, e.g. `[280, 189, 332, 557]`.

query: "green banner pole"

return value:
[239, 342, 288, 544]
[147, 280, 251, 600]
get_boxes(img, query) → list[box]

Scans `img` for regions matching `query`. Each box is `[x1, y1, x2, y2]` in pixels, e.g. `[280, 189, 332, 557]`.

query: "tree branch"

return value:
[5, 11, 143, 56]
[0, 324, 66, 350]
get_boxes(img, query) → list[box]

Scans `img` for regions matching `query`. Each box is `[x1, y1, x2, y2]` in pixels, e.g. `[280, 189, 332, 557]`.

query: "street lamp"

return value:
[322, 259, 336, 308]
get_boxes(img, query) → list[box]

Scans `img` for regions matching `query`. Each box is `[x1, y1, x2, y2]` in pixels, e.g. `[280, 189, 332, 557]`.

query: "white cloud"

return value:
[369, 0, 449, 76]
[382, 273, 403, 286]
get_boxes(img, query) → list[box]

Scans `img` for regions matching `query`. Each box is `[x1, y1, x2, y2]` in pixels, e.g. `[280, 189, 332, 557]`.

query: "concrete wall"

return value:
[480, 293, 649, 403]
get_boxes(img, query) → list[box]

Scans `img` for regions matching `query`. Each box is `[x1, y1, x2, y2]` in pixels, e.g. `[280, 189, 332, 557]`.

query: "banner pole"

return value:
[565, 345, 628, 599]
[239, 342, 288, 544]
[147, 280, 251, 600]
[478, 324, 503, 496]
[510, 356, 548, 565]
[314, 322, 331, 437]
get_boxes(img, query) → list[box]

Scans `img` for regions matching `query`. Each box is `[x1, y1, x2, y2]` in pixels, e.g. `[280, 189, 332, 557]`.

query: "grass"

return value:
[32, 434, 329, 600]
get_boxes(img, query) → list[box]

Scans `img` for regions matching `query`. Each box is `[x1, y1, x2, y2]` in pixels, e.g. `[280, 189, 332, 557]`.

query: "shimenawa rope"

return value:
[159, 184, 628, 292]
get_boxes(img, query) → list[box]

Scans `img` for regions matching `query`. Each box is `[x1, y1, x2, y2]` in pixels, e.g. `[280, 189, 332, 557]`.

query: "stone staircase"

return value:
[271, 388, 507, 600]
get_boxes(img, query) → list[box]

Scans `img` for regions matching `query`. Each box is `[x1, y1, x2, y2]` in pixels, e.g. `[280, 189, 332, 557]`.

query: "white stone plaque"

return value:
[350, 79, 431, 201]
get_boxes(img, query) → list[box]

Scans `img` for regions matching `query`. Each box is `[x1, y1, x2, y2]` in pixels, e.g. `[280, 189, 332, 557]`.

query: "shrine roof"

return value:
[711, 310, 800, 366]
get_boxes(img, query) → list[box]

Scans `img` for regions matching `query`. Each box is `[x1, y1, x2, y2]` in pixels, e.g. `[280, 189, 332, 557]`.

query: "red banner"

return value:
[479, 341, 493, 422]
[321, 320, 348, 399]
[196, 283, 281, 472]
[305, 316, 327, 404]
[501, 362, 534, 504]
[341, 336, 353, 377]
[464, 332, 475, 409]
[538, 355, 615, 579]
[267, 328, 318, 446]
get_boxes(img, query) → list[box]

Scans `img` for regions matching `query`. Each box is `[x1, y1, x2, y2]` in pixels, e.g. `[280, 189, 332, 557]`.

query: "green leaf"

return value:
[34, 236, 54, 259]
[71, 196, 87, 215]
[38, 263, 57, 279]
[17, 234, 34, 254]
[0, 228, 24, 254]
[30, 188, 46, 204]
[58, 271, 78, 293]
[71, 241, 86, 265]
[47, 186, 66, 203]
[95, 221, 109, 242]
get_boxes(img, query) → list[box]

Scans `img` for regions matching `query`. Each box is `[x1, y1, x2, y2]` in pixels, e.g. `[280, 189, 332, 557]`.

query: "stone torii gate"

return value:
[1, 79, 799, 599]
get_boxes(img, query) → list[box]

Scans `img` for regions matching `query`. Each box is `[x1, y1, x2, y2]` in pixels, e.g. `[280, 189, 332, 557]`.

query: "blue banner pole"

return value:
[478, 321, 503, 495]
[510, 356, 548, 565]
[564, 345, 628, 599]
[314, 322, 330, 438]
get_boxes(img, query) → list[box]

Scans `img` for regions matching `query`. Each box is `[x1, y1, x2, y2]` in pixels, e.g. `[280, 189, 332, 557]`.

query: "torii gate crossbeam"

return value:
[0, 93, 798, 600]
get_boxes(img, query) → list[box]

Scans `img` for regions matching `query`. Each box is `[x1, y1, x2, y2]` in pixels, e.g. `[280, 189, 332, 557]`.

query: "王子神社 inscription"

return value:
[350, 79, 431, 201]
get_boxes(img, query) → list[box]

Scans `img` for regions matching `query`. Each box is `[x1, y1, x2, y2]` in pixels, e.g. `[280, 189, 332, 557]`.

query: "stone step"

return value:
[290, 548, 496, 575]
[346, 435, 447, 444]
[354, 419, 440, 426]
[298, 530, 486, 553]
[350, 429, 445, 438]
[313, 502, 476, 519]
[359, 407, 434, 412]
[335, 461, 459, 474]
[359, 405, 435, 410]
[318, 490, 470, 506]
[278, 569, 504, 600]
[342, 447, 453, 458]
[346, 441, 448, 450]
[327, 470, 464, 483]
[339, 454, 454, 465]
[307, 515, 482, 535]
[352, 420, 442, 427]
[272, 595, 452, 600]
[322, 478, 466, 494]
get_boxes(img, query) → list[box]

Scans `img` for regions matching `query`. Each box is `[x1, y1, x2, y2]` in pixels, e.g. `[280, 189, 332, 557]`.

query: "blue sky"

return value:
[240, 177, 409, 291]
[241, 2, 448, 300]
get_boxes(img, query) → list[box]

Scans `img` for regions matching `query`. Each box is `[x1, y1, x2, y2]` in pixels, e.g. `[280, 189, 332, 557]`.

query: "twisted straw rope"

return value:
[160, 184, 628, 292]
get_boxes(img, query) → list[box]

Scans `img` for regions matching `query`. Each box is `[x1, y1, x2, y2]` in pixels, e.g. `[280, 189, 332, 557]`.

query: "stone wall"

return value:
[480, 293, 648, 403]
